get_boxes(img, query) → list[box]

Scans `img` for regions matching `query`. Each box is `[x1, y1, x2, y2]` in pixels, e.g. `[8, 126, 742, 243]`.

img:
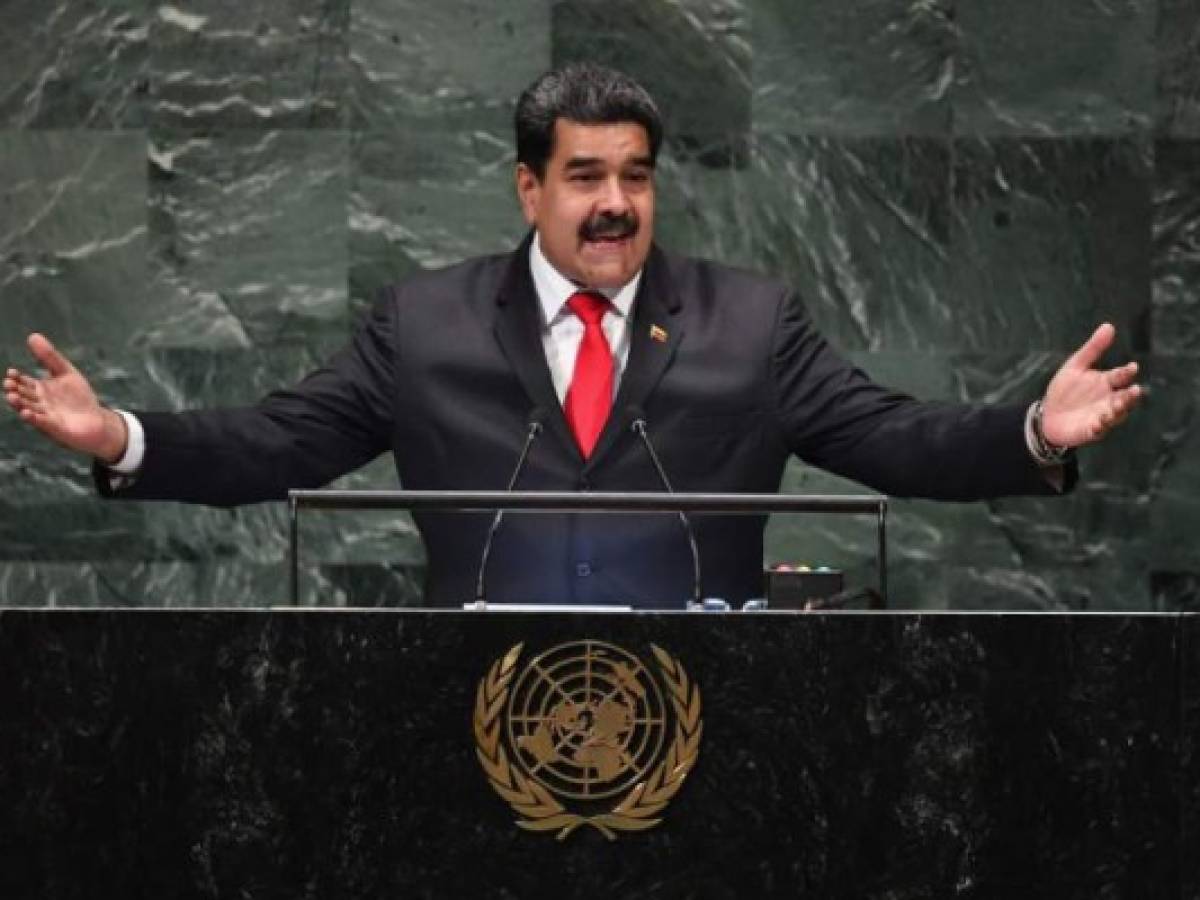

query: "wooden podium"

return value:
[0, 609, 1188, 898]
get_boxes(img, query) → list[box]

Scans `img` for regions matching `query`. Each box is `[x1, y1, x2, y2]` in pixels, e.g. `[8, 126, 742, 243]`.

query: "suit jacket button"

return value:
[578, 477, 591, 492]
[575, 563, 592, 577]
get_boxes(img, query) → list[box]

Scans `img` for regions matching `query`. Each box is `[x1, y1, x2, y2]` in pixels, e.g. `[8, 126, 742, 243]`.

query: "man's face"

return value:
[516, 119, 655, 290]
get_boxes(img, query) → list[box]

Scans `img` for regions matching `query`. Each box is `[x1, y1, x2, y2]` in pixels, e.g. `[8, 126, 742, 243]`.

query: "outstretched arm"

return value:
[771, 290, 1141, 500]
[6, 289, 396, 507]
[4, 333, 128, 464]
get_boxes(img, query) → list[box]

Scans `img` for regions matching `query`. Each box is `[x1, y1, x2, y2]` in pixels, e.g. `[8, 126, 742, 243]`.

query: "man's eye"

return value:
[626, 171, 651, 183]
[571, 173, 600, 182]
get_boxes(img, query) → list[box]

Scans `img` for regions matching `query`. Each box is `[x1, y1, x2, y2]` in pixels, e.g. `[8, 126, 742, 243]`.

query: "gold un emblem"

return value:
[473, 640, 703, 840]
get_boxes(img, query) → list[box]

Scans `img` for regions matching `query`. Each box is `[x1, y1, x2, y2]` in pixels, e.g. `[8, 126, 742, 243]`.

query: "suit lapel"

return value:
[586, 245, 684, 470]
[493, 238, 685, 469]
[492, 233, 582, 461]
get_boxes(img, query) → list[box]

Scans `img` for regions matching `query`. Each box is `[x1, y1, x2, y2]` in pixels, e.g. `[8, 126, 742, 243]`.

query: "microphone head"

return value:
[526, 406, 547, 434]
[626, 404, 648, 432]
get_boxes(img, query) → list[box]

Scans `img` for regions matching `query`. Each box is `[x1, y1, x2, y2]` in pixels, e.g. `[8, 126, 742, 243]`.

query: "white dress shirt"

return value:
[530, 232, 640, 403]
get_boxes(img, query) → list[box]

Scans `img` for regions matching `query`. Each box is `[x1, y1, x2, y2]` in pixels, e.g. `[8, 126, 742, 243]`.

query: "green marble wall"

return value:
[0, 0, 1197, 609]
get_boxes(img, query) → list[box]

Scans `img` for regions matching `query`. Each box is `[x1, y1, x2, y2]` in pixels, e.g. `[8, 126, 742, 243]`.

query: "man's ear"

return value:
[515, 163, 541, 225]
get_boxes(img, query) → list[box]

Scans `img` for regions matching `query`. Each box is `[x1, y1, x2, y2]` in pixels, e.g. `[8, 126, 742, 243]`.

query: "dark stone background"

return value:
[1, 0, 1197, 609]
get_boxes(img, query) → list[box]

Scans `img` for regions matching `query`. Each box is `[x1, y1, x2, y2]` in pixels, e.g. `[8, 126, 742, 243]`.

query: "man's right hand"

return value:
[4, 333, 128, 465]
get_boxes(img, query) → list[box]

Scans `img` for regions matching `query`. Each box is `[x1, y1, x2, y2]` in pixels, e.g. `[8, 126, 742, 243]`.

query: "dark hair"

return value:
[515, 62, 663, 178]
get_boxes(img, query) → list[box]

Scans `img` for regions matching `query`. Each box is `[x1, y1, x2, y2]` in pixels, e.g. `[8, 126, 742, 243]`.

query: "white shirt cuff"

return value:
[107, 409, 145, 475]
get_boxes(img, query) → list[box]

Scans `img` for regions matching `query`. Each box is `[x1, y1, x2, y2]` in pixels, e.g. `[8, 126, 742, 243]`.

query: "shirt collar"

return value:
[530, 231, 641, 325]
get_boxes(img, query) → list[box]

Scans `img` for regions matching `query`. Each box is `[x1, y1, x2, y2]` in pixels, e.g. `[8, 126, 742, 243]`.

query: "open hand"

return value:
[1041, 323, 1142, 449]
[4, 333, 128, 463]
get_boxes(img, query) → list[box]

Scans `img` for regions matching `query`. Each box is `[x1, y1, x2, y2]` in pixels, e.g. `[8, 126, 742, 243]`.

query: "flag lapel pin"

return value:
[649, 324, 668, 343]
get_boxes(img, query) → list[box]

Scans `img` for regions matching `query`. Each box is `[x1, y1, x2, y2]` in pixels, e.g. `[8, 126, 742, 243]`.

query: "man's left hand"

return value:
[1041, 323, 1142, 449]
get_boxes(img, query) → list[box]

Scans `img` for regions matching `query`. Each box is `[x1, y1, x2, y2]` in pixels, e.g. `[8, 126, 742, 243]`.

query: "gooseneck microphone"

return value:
[474, 408, 545, 604]
[627, 406, 703, 606]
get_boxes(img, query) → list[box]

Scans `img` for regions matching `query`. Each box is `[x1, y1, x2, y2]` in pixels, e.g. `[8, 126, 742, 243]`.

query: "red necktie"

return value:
[564, 291, 613, 458]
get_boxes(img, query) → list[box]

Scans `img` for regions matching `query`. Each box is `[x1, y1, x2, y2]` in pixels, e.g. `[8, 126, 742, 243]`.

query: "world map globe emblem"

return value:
[505, 640, 668, 801]
[475, 639, 702, 838]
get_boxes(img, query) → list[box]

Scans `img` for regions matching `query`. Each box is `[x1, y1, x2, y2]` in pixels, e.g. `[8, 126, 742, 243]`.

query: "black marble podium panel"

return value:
[0, 611, 1184, 899]
[1179, 615, 1200, 900]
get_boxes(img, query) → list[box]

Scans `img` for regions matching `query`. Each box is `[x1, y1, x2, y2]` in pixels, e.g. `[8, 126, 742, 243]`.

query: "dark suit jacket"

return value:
[99, 234, 1071, 607]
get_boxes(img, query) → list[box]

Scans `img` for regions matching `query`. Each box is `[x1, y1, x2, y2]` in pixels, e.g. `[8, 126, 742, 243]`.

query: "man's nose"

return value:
[596, 175, 631, 214]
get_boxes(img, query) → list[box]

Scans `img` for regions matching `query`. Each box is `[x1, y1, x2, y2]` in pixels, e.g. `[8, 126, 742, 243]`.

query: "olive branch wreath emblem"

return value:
[473, 642, 703, 840]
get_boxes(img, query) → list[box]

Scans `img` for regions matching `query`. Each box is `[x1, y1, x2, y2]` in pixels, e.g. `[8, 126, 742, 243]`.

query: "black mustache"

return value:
[580, 214, 638, 241]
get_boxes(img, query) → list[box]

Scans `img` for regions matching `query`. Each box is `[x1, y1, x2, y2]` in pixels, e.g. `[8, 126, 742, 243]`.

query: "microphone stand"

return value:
[629, 414, 703, 607]
[474, 413, 543, 605]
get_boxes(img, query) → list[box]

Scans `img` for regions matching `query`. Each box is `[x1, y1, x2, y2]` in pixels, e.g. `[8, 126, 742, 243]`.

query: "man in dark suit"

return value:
[4, 64, 1142, 608]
